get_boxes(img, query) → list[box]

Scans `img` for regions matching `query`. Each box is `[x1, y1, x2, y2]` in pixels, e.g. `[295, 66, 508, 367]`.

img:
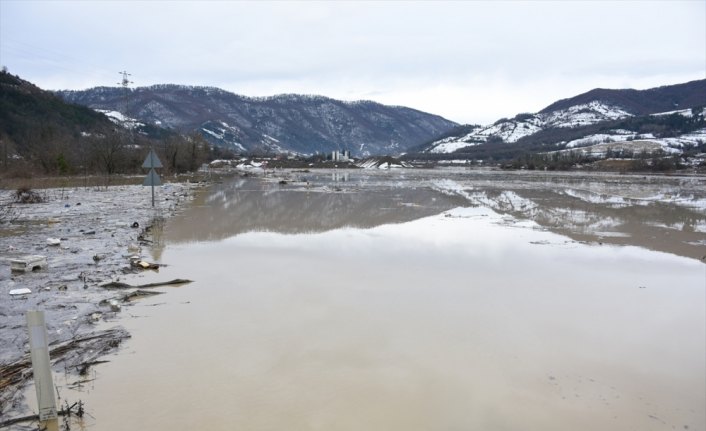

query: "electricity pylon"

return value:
[117, 70, 133, 117]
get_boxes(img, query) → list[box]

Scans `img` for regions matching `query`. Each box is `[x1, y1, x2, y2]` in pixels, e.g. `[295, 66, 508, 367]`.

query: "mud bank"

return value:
[0, 181, 203, 418]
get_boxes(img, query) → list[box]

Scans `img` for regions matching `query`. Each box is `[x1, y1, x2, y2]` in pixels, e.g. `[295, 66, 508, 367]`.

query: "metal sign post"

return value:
[26, 310, 58, 421]
[142, 149, 163, 207]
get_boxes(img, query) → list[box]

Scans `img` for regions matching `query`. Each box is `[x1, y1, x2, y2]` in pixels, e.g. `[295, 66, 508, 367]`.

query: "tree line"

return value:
[0, 69, 233, 178]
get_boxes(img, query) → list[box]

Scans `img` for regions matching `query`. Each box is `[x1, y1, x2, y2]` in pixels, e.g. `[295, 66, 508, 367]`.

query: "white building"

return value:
[331, 150, 351, 162]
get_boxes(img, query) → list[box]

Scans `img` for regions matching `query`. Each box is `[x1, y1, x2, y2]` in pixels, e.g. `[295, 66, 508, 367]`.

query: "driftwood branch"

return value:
[100, 279, 193, 289]
[0, 413, 39, 427]
[121, 289, 164, 301]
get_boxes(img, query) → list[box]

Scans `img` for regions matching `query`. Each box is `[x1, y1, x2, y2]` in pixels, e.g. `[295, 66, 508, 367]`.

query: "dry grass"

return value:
[0, 174, 144, 190]
[0, 172, 211, 191]
[592, 159, 637, 171]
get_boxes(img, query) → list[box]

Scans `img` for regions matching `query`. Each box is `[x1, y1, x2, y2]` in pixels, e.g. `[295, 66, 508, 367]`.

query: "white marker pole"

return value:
[26, 310, 58, 421]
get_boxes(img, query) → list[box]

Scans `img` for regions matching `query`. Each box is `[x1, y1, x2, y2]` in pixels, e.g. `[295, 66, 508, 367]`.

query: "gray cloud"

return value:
[1, 0, 704, 124]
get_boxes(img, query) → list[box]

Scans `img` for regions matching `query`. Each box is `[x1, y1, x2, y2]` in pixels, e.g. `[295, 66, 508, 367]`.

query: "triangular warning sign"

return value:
[142, 150, 163, 169]
[143, 168, 162, 186]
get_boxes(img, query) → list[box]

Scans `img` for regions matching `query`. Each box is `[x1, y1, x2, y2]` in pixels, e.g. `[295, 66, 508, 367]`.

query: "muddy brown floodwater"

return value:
[25, 169, 706, 431]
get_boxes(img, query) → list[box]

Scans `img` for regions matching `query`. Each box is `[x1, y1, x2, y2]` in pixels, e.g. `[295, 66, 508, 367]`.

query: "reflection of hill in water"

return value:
[156, 171, 706, 261]
[460, 188, 706, 261]
[162, 178, 467, 243]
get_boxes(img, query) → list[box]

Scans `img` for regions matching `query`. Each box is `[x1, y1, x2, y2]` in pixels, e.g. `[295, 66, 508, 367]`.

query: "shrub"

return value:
[14, 187, 45, 203]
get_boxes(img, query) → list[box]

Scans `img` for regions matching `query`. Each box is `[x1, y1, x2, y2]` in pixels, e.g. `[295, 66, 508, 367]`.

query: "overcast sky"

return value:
[1, 0, 704, 124]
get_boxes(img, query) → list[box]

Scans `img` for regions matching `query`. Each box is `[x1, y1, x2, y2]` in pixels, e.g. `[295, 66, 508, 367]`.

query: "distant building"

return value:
[331, 150, 351, 162]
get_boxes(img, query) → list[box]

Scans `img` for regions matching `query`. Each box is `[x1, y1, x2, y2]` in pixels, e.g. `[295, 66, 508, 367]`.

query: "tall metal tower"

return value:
[117, 70, 133, 118]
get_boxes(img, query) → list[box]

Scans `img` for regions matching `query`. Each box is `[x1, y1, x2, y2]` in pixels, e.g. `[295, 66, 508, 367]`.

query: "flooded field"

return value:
[25, 169, 706, 430]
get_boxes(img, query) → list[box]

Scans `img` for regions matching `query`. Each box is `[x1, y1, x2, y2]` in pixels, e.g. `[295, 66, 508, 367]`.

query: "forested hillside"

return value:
[0, 71, 216, 177]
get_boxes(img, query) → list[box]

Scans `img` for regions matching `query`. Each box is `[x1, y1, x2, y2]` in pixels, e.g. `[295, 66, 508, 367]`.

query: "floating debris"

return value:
[100, 279, 193, 289]
[10, 255, 47, 273]
[131, 260, 160, 270]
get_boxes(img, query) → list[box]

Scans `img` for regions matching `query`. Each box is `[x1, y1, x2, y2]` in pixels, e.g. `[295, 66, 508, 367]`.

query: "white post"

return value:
[26, 310, 58, 421]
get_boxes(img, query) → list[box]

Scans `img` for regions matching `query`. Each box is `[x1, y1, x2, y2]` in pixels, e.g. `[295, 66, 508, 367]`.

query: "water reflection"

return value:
[69, 204, 705, 431]
[158, 176, 467, 243]
[159, 169, 706, 261]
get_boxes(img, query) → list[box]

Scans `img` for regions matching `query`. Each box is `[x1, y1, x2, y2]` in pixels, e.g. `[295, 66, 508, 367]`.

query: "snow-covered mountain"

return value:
[57, 85, 457, 156]
[420, 79, 706, 156]
[427, 101, 633, 153]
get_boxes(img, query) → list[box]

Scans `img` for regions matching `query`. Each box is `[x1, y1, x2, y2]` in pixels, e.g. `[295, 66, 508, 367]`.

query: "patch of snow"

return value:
[201, 122, 247, 152]
[429, 139, 482, 154]
[97, 109, 127, 122]
[356, 159, 376, 169]
[542, 102, 631, 129]
[658, 128, 706, 149]
[479, 119, 543, 143]
[356, 158, 411, 169]
[425, 101, 633, 154]
[467, 191, 538, 213]
[594, 231, 631, 238]
[670, 196, 706, 210]
[552, 139, 684, 157]
[652, 107, 706, 118]
[202, 128, 224, 139]
[209, 159, 232, 167]
[231, 142, 247, 152]
[385, 163, 405, 169]
[95, 109, 144, 130]
[438, 160, 472, 164]
[565, 133, 634, 149]
[235, 161, 265, 172]
[563, 189, 627, 206]
[262, 134, 280, 143]
[430, 179, 474, 200]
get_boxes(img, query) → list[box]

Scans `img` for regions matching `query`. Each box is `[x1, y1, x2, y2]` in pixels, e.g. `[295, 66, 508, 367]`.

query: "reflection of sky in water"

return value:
[83, 203, 706, 431]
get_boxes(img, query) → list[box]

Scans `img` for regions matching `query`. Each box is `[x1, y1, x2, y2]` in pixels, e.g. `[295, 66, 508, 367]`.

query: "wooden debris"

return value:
[132, 279, 192, 288]
[0, 400, 85, 427]
[68, 377, 96, 388]
[0, 328, 130, 418]
[121, 289, 165, 301]
[77, 360, 109, 376]
[100, 278, 193, 289]
[99, 281, 132, 289]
